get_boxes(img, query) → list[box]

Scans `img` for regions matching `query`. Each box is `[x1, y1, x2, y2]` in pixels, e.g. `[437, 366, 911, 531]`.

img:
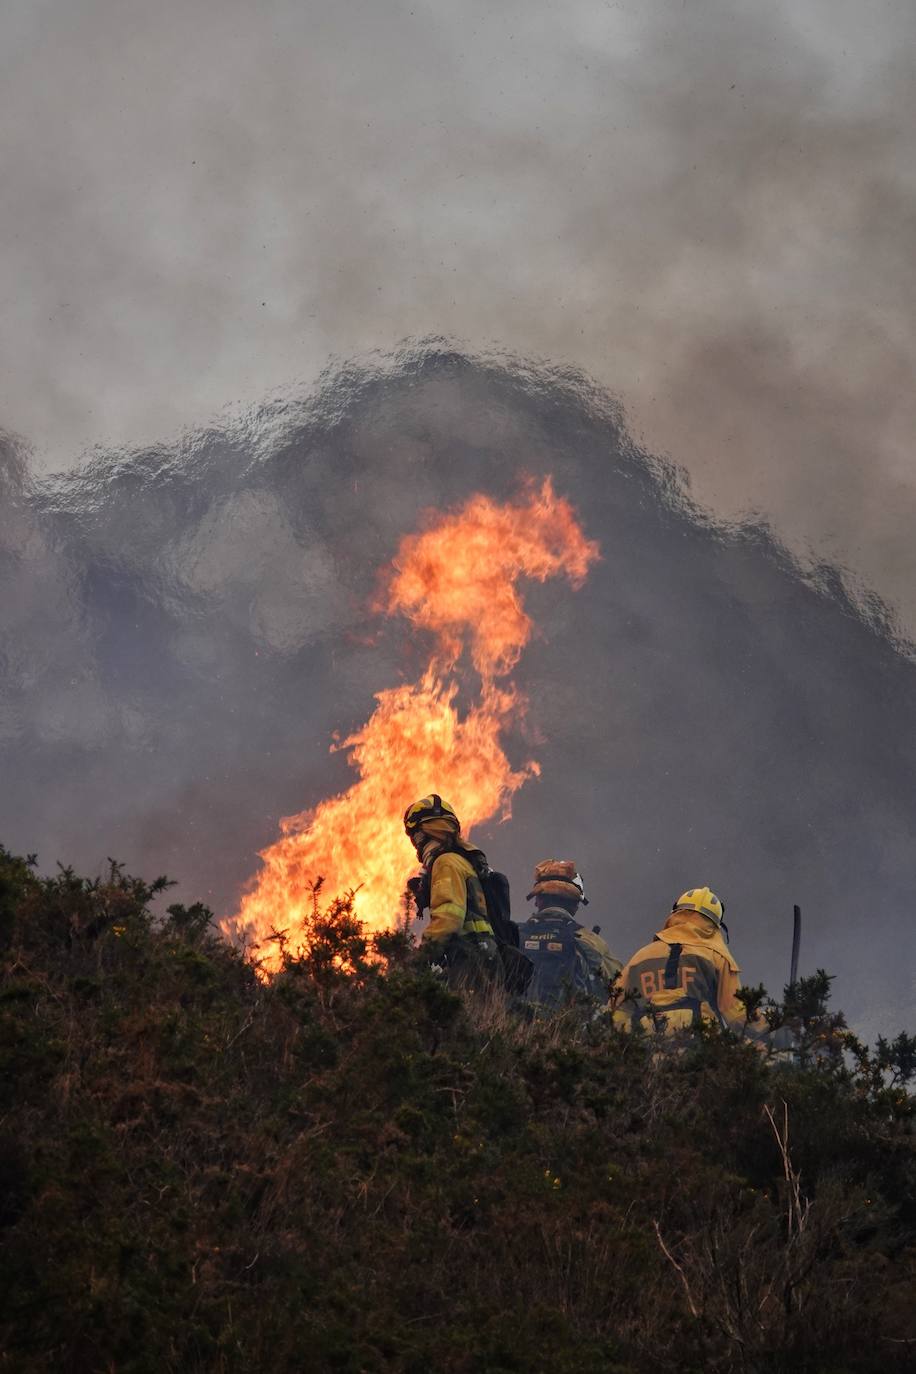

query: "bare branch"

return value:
[653, 1219, 700, 1320]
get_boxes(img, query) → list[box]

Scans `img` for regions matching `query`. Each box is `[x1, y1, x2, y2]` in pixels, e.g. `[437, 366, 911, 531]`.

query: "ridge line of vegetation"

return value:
[1, 845, 914, 1373]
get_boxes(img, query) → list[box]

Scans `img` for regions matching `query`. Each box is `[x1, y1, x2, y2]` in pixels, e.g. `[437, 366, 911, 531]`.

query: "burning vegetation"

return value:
[224, 480, 599, 966]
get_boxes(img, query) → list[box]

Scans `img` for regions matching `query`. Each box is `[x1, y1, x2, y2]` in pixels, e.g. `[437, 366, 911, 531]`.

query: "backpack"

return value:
[408, 851, 533, 993]
[518, 912, 603, 1010]
[465, 854, 533, 994]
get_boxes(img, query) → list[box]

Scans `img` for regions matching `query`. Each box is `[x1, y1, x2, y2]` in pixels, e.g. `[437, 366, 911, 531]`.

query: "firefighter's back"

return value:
[520, 906, 604, 1011]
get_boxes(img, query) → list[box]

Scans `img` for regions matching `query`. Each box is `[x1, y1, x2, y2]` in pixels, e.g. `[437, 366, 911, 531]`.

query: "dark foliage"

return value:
[1, 844, 914, 1373]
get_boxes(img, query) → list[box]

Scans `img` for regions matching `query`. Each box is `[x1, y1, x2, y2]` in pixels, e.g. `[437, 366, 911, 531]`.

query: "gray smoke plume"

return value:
[2, 349, 914, 1041]
[3, 1, 916, 636]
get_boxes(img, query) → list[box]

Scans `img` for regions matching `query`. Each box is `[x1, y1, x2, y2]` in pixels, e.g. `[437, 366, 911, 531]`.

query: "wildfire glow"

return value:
[224, 479, 599, 967]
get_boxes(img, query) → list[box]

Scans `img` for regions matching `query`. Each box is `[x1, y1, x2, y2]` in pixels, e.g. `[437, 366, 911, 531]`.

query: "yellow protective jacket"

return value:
[575, 924, 623, 986]
[612, 911, 766, 1040]
[421, 844, 495, 945]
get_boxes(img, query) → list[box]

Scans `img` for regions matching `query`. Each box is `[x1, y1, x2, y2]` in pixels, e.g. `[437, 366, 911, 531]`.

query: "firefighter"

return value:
[403, 794, 501, 989]
[519, 860, 621, 1013]
[612, 886, 767, 1041]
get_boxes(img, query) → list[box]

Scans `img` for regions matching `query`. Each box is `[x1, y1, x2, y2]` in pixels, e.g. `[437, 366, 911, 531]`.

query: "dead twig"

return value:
[653, 1218, 700, 1320]
[763, 1101, 810, 1239]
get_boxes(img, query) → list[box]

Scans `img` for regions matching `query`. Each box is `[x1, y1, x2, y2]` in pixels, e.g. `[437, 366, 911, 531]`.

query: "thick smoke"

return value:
[3, 349, 914, 1039]
[3, 1, 916, 637]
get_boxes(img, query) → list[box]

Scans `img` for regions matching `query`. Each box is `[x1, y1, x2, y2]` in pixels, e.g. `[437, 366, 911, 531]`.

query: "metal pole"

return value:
[789, 904, 802, 988]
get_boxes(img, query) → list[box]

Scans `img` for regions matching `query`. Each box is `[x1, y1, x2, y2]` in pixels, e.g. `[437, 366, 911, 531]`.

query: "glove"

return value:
[408, 941, 449, 978]
[406, 874, 428, 920]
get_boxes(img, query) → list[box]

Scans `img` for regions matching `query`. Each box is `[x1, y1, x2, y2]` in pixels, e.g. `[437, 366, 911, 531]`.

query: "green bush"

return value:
[0, 843, 914, 1373]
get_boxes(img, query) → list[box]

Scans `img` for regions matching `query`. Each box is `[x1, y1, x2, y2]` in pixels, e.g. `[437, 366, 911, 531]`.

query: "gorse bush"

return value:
[0, 843, 914, 1373]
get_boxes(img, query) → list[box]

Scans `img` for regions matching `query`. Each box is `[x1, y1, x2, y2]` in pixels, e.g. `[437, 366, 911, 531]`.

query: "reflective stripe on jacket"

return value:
[613, 910, 766, 1040]
[422, 848, 493, 945]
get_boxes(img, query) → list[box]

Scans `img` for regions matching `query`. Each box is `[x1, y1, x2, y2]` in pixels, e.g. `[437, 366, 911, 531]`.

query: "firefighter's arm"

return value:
[422, 853, 467, 944]
[577, 928, 623, 985]
[610, 957, 638, 1027]
[714, 956, 768, 1041]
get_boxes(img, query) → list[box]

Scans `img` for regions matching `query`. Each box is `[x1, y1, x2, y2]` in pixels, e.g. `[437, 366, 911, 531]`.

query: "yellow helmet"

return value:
[403, 794, 460, 836]
[672, 886, 725, 928]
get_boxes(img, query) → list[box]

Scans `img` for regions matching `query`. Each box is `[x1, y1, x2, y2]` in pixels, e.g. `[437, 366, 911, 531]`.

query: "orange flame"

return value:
[224, 479, 598, 967]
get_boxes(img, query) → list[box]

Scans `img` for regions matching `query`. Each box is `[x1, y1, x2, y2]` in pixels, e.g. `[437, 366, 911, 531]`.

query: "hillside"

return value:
[10, 350, 916, 1037]
[1, 845, 915, 1373]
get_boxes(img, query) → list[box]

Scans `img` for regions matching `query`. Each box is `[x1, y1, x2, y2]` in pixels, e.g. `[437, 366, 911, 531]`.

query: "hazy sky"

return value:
[3, 0, 916, 634]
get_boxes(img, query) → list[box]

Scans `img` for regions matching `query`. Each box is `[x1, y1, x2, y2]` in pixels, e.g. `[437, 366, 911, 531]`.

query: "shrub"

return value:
[0, 843, 913, 1373]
